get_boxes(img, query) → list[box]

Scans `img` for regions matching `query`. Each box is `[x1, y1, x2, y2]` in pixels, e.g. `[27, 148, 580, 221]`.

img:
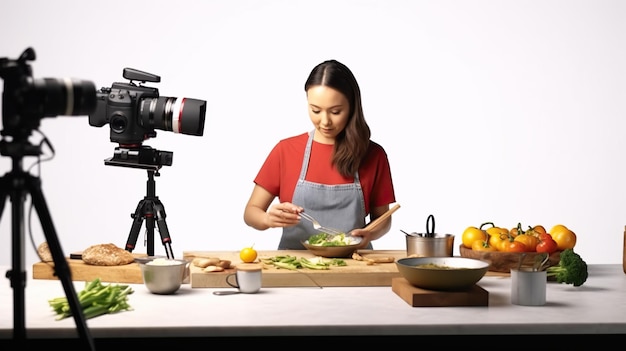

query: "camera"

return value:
[89, 68, 206, 146]
[1, 47, 96, 147]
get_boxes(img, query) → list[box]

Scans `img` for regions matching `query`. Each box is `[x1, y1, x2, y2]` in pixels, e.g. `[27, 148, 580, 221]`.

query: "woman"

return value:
[243, 59, 396, 249]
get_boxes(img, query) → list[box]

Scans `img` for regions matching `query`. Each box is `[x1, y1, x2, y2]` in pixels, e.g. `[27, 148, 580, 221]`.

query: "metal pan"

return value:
[404, 214, 454, 257]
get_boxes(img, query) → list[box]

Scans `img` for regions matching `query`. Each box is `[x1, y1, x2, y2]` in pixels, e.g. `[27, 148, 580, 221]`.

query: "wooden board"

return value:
[184, 250, 406, 288]
[32, 249, 508, 286]
[32, 253, 147, 284]
[391, 277, 489, 307]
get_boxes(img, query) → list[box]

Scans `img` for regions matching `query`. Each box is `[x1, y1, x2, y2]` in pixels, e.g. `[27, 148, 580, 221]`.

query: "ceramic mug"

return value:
[226, 264, 262, 293]
[510, 268, 547, 306]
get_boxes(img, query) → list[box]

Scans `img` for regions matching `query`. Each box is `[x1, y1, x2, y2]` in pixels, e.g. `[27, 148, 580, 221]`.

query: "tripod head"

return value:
[0, 137, 43, 160]
[104, 144, 173, 172]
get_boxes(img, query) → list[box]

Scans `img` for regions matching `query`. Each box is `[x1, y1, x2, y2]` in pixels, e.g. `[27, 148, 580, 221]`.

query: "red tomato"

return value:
[536, 235, 558, 253]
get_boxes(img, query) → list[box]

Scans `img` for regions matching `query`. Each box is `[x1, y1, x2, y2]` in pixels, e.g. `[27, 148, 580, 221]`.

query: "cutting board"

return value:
[391, 277, 489, 307]
[183, 250, 407, 288]
[32, 250, 506, 287]
[32, 253, 147, 284]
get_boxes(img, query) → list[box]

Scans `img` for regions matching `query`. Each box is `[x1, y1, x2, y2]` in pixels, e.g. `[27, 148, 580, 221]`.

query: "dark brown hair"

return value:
[304, 60, 371, 178]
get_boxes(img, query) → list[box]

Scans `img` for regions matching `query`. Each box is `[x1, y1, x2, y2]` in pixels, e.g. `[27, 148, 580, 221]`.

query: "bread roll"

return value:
[37, 242, 54, 262]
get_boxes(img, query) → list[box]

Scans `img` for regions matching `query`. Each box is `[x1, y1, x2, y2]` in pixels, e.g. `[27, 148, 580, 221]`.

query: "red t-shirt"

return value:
[254, 132, 396, 216]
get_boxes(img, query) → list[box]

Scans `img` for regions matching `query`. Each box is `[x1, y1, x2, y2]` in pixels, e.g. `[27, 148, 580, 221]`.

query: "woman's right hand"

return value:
[265, 202, 303, 228]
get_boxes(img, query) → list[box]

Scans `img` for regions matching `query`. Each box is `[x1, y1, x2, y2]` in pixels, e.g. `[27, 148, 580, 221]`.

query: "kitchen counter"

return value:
[1, 264, 625, 345]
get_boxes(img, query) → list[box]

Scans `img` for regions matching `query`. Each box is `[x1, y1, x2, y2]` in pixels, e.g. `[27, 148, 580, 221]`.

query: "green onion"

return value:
[48, 278, 134, 321]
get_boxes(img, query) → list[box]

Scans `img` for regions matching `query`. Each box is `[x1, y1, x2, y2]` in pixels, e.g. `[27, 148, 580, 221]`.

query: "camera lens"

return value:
[32, 78, 97, 117]
[139, 96, 206, 136]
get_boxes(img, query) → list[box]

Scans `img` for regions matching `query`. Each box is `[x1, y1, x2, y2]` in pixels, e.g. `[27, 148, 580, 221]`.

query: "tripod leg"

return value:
[153, 200, 174, 259]
[125, 200, 146, 253]
[9, 184, 27, 341]
[0, 177, 6, 221]
[143, 210, 156, 256]
[0, 173, 27, 341]
[26, 175, 95, 350]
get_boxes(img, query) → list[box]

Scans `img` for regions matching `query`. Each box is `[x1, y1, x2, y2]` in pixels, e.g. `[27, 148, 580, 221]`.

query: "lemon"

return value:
[240, 246, 258, 263]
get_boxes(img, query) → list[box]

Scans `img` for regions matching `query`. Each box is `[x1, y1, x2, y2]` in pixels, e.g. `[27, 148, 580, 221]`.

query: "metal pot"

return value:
[135, 256, 190, 295]
[406, 234, 455, 257]
[404, 214, 455, 257]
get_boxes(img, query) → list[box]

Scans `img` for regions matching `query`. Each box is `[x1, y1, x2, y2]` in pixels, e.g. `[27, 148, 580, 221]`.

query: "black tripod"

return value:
[125, 169, 174, 258]
[105, 145, 174, 258]
[0, 140, 94, 349]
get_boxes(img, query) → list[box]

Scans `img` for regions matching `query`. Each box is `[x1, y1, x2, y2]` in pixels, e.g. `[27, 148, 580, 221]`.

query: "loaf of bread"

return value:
[82, 243, 135, 266]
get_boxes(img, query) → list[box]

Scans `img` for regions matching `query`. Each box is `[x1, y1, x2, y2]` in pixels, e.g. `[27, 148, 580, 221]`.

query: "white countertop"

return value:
[1, 264, 626, 339]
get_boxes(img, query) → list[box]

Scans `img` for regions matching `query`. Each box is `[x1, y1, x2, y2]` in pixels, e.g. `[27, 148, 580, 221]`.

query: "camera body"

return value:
[1, 47, 96, 148]
[89, 68, 206, 146]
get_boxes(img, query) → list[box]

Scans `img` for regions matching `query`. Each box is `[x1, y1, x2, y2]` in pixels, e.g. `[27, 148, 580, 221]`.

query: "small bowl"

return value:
[395, 257, 489, 291]
[301, 240, 359, 258]
[135, 256, 190, 295]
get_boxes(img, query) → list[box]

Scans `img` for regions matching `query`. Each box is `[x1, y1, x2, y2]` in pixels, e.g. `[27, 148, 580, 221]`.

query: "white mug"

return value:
[510, 268, 547, 306]
[226, 264, 262, 294]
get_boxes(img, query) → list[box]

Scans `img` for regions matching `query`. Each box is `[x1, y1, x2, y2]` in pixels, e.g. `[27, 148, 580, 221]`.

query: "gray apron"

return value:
[279, 130, 370, 249]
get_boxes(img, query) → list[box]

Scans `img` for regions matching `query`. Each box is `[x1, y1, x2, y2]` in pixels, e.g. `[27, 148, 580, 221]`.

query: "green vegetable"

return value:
[300, 257, 330, 270]
[261, 255, 302, 270]
[48, 278, 134, 320]
[546, 249, 588, 287]
[329, 258, 347, 266]
[307, 233, 329, 245]
[273, 261, 301, 270]
[261, 255, 347, 270]
[307, 233, 356, 246]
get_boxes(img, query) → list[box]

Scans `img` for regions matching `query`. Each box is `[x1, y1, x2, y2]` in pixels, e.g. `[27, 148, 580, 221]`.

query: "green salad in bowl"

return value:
[306, 233, 362, 246]
[302, 233, 362, 258]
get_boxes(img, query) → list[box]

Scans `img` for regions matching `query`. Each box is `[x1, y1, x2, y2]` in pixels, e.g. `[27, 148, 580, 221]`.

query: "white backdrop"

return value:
[1, 0, 625, 268]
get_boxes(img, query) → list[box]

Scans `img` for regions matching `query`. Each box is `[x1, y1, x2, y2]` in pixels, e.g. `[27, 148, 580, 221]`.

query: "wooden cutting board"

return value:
[32, 249, 506, 287]
[184, 250, 406, 288]
[391, 277, 489, 307]
[32, 253, 147, 284]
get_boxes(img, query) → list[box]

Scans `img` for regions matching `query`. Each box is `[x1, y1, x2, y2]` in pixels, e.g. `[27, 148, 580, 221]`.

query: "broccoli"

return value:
[546, 248, 588, 287]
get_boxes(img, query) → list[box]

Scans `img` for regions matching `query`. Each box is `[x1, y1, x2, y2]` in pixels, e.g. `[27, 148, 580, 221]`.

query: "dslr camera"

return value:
[1, 47, 96, 154]
[89, 68, 206, 146]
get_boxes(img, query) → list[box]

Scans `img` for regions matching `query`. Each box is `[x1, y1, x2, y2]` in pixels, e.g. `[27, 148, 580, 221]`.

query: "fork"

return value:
[299, 212, 345, 236]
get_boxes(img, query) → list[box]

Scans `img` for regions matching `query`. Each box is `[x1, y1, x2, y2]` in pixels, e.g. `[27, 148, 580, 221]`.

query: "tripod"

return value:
[104, 145, 175, 258]
[124, 169, 174, 258]
[0, 140, 94, 349]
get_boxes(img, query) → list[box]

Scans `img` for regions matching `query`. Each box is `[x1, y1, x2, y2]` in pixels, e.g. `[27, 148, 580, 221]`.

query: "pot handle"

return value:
[426, 214, 435, 237]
